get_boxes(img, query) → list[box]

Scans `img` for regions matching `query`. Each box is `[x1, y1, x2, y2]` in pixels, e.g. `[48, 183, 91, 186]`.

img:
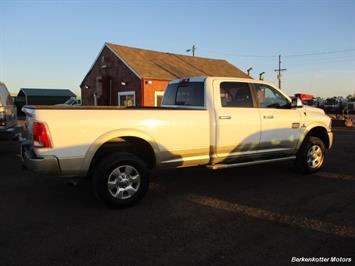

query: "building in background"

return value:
[81, 43, 250, 107]
[16, 88, 76, 115]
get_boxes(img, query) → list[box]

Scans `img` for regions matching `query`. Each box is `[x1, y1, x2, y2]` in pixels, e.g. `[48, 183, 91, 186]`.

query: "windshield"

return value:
[64, 98, 76, 105]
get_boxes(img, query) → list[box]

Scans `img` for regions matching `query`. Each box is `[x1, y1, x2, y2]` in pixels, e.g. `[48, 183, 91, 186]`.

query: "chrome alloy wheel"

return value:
[307, 144, 324, 169]
[107, 165, 141, 200]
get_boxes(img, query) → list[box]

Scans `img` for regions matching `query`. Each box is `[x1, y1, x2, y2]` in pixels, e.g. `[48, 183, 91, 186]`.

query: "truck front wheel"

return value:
[92, 152, 149, 208]
[296, 136, 325, 173]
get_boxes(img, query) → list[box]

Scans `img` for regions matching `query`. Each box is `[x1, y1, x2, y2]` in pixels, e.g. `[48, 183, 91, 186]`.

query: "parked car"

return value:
[0, 82, 19, 140]
[346, 98, 355, 112]
[55, 97, 81, 106]
[21, 77, 333, 207]
[294, 93, 316, 106]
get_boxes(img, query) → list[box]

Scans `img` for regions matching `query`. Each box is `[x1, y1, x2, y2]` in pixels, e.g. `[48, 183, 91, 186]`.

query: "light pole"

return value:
[186, 45, 196, 56]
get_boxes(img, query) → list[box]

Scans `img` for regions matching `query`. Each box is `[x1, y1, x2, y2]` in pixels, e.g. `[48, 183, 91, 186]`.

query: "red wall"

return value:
[81, 46, 170, 106]
[142, 79, 169, 106]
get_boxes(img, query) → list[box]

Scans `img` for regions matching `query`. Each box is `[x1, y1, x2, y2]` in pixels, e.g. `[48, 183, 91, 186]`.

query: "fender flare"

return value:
[80, 129, 161, 175]
[297, 122, 330, 150]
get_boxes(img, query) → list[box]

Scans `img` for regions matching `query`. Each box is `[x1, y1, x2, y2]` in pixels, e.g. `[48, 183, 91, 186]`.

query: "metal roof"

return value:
[19, 88, 76, 97]
[81, 43, 251, 86]
[106, 43, 251, 80]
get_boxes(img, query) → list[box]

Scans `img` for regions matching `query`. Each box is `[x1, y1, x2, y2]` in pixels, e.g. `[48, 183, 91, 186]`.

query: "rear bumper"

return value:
[21, 141, 61, 176]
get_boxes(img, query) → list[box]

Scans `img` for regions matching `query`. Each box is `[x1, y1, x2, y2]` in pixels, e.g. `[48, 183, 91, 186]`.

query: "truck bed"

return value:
[22, 105, 211, 175]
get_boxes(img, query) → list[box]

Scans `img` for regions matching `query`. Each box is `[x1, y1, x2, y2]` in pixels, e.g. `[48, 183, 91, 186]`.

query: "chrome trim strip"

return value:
[208, 156, 296, 170]
[213, 148, 292, 158]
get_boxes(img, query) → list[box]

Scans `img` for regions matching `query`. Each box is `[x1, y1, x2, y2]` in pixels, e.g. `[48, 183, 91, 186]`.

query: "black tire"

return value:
[92, 152, 149, 208]
[296, 136, 325, 173]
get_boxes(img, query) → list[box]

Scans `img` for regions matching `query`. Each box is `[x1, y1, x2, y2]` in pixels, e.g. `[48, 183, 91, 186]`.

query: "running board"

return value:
[207, 156, 296, 170]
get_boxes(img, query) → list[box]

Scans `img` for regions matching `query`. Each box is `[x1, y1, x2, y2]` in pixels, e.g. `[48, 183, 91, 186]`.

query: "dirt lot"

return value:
[0, 128, 354, 265]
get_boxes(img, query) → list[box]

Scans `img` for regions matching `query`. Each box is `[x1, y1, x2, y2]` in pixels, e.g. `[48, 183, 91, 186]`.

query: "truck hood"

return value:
[303, 105, 325, 115]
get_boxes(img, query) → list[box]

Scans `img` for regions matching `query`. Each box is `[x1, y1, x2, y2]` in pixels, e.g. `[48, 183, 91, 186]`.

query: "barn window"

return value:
[118, 91, 135, 107]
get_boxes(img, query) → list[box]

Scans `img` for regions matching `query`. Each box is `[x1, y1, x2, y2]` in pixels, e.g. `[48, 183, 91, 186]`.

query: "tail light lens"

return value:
[32, 121, 52, 148]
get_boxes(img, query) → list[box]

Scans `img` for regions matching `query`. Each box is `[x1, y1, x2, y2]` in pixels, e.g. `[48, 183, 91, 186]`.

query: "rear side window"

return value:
[220, 82, 253, 107]
[162, 82, 205, 107]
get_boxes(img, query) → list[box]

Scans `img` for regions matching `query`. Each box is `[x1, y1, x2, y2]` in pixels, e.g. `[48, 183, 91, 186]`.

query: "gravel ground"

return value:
[0, 128, 354, 266]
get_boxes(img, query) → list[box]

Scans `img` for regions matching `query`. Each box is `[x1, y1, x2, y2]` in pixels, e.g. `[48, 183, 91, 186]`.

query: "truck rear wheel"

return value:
[92, 152, 149, 208]
[296, 136, 325, 173]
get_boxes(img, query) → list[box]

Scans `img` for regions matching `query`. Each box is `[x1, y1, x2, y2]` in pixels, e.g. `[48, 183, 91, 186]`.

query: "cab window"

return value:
[255, 84, 289, 108]
[220, 82, 253, 108]
[162, 82, 205, 107]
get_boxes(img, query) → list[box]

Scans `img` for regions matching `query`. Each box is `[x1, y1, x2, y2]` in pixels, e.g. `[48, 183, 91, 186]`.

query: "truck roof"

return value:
[169, 76, 278, 88]
[167, 76, 292, 103]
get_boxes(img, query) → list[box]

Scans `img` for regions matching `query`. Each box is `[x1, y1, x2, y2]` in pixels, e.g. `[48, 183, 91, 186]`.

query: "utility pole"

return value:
[274, 55, 287, 89]
[186, 45, 196, 56]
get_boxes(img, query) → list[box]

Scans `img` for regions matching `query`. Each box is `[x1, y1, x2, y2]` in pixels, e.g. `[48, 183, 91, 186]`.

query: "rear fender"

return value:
[80, 129, 160, 175]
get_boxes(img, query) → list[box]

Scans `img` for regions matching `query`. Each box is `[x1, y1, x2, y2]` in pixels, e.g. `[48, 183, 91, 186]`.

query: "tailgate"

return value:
[21, 106, 36, 141]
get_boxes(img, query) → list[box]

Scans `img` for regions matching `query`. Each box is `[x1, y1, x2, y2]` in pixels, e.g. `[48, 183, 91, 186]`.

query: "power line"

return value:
[286, 54, 355, 62]
[284, 48, 355, 57]
[199, 49, 275, 58]
[199, 48, 355, 58]
[288, 58, 355, 68]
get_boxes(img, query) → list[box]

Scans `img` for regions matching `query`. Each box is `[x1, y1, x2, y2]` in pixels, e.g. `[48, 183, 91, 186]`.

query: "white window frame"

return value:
[154, 91, 164, 106]
[118, 91, 136, 106]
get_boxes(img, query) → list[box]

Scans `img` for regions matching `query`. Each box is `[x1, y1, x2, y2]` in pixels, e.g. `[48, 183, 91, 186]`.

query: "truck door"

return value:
[213, 81, 261, 164]
[254, 83, 302, 155]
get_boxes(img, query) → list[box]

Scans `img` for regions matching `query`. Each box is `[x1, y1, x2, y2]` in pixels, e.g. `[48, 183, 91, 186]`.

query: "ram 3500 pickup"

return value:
[22, 77, 333, 207]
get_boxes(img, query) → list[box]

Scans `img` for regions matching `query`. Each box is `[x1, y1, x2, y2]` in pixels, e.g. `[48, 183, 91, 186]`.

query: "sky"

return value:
[1, 0, 355, 98]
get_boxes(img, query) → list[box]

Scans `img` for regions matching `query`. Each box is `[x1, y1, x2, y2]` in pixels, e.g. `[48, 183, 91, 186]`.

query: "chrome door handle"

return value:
[263, 115, 274, 119]
[219, 115, 232, 120]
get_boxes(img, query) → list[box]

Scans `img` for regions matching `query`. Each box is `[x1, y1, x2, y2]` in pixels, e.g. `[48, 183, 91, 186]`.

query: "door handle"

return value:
[219, 115, 232, 120]
[263, 115, 274, 119]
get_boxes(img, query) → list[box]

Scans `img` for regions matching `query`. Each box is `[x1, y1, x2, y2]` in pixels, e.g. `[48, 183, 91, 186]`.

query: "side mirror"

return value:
[291, 97, 303, 108]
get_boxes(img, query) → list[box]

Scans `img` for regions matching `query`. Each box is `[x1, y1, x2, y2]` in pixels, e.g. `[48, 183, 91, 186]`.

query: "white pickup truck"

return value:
[22, 77, 333, 207]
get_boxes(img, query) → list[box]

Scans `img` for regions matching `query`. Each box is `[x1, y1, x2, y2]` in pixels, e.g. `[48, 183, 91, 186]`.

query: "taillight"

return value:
[32, 121, 52, 148]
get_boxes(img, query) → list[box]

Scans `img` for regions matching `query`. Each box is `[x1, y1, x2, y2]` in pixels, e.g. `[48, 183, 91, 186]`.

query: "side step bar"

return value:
[207, 156, 296, 170]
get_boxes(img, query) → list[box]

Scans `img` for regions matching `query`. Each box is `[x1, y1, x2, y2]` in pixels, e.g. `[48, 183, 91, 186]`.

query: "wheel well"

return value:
[90, 137, 156, 173]
[305, 127, 330, 148]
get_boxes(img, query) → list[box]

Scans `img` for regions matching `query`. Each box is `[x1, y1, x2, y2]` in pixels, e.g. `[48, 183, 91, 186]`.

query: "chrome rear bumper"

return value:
[21, 141, 61, 176]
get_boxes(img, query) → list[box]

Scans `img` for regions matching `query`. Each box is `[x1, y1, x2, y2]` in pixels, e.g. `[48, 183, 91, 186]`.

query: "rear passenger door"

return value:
[213, 81, 261, 163]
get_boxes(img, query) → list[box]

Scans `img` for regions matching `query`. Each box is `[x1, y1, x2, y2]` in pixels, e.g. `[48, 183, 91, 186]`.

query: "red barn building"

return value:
[81, 43, 250, 106]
